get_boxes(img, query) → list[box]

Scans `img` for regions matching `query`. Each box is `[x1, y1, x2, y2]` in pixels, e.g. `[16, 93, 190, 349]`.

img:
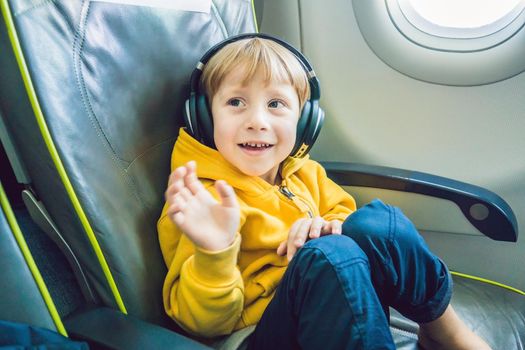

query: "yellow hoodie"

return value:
[158, 128, 356, 337]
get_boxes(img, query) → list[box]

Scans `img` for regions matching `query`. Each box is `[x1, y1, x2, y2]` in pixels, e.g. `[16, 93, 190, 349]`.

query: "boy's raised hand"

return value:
[165, 161, 240, 251]
[277, 217, 342, 261]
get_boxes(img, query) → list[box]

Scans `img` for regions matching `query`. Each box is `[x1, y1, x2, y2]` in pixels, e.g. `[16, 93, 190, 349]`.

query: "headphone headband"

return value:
[189, 33, 321, 100]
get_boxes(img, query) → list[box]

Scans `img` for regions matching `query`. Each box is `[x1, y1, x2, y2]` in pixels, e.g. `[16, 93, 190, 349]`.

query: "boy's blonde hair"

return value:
[201, 37, 310, 108]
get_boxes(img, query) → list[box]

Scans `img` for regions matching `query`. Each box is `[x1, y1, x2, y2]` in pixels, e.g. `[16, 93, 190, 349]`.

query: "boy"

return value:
[158, 34, 491, 349]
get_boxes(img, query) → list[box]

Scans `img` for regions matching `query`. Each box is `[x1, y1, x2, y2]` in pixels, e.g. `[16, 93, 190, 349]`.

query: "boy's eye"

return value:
[268, 100, 285, 109]
[227, 98, 244, 107]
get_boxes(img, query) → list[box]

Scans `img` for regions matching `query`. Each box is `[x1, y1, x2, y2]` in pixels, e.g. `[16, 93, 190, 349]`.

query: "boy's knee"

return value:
[342, 199, 392, 241]
[342, 199, 422, 251]
[296, 235, 368, 268]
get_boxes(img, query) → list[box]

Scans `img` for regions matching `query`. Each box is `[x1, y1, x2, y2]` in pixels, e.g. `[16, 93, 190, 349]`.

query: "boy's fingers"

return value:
[285, 220, 302, 261]
[166, 166, 188, 200]
[289, 219, 310, 261]
[276, 241, 287, 256]
[185, 160, 196, 173]
[321, 220, 341, 235]
[184, 164, 205, 195]
[164, 168, 183, 201]
[167, 194, 187, 216]
[215, 180, 238, 208]
[173, 212, 185, 226]
[308, 217, 324, 239]
[294, 219, 311, 247]
[320, 221, 330, 235]
[331, 220, 342, 234]
[166, 205, 176, 218]
[177, 187, 192, 202]
[287, 220, 302, 241]
[168, 166, 187, 186]
[166, 178, 184, 199]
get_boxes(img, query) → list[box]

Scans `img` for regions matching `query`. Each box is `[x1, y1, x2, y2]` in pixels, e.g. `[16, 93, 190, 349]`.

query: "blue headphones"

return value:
[183, 33, 324, 158]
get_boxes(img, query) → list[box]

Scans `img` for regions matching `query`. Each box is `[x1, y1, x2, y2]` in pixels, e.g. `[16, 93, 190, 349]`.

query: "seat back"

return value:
[0, 0, 256, 325]
[0, 182, 64, 334]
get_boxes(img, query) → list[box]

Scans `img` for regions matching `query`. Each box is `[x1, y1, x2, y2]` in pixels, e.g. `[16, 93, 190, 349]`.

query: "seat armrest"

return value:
[64, 306, 211, 350]
[321, 162, 518, 242]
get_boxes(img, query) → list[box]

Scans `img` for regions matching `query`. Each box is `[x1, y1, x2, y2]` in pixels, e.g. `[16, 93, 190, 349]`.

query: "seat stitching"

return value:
[13, 0, 57, 17]
[72, 0, 144, 205]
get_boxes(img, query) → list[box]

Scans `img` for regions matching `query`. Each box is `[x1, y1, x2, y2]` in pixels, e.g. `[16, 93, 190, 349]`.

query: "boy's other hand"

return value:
[165, 161, 240, 251]
[276, 217, 342, 261]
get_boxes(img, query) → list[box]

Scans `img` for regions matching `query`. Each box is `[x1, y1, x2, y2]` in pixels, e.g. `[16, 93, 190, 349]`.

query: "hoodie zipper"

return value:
[278, 183, 314, 218]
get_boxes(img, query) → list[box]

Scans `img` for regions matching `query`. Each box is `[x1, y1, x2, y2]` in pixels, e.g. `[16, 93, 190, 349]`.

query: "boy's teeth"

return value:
[243, 143, 270, 148]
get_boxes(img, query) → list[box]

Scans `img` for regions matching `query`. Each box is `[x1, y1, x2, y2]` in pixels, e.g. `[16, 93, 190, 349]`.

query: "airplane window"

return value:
[352, 0, 525, 85]
[399, 0, 525, 38]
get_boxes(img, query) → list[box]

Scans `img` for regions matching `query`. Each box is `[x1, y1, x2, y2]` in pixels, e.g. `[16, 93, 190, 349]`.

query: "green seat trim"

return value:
[0, 182, 68, 336]
[451, 271, 525, 296]
[251, 0, 259, 32]
[1, 0, 127, 314]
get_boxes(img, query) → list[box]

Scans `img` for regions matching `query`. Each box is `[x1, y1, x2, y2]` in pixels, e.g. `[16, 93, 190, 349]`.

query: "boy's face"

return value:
[211, 67, 301, 184]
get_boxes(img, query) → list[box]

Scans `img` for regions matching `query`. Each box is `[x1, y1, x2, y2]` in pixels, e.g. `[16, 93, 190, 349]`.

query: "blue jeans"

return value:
[248, 199, 452, 350]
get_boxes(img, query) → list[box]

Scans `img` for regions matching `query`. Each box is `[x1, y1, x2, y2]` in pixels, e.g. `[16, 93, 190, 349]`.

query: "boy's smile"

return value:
[238, 142, 274, 154]
[211, 67, 301, 185]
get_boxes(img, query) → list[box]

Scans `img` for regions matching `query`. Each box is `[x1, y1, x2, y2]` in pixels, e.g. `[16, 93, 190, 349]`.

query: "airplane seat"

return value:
[0, 0, 254, 347]
[1, 0, 256, 325]
[0, 0, 523, 349]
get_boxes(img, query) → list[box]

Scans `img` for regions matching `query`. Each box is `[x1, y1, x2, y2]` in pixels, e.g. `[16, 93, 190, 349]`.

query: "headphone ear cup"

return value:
[196, 93, 216, 148]
[303, 100, 324, 148]
[291, 100, 324, 158]
[185, 93, 200, 140]
[184, 96, 197, 139]
[309, 104, 325, 147]
[291, 101, 312, 158]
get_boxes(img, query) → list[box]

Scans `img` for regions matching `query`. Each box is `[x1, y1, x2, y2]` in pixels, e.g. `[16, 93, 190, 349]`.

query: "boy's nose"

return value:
[245, 107, 270, 130]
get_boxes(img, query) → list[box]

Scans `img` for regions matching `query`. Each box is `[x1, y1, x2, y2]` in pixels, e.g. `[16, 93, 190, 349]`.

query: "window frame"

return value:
[352, 0, 525, 85]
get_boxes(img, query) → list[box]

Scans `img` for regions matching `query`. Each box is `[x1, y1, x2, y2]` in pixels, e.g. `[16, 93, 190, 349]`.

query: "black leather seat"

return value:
[391, 275, 525, 349]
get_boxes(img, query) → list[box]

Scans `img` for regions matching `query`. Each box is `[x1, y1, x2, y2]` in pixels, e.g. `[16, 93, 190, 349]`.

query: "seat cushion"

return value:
[391, 274, 525, 349]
